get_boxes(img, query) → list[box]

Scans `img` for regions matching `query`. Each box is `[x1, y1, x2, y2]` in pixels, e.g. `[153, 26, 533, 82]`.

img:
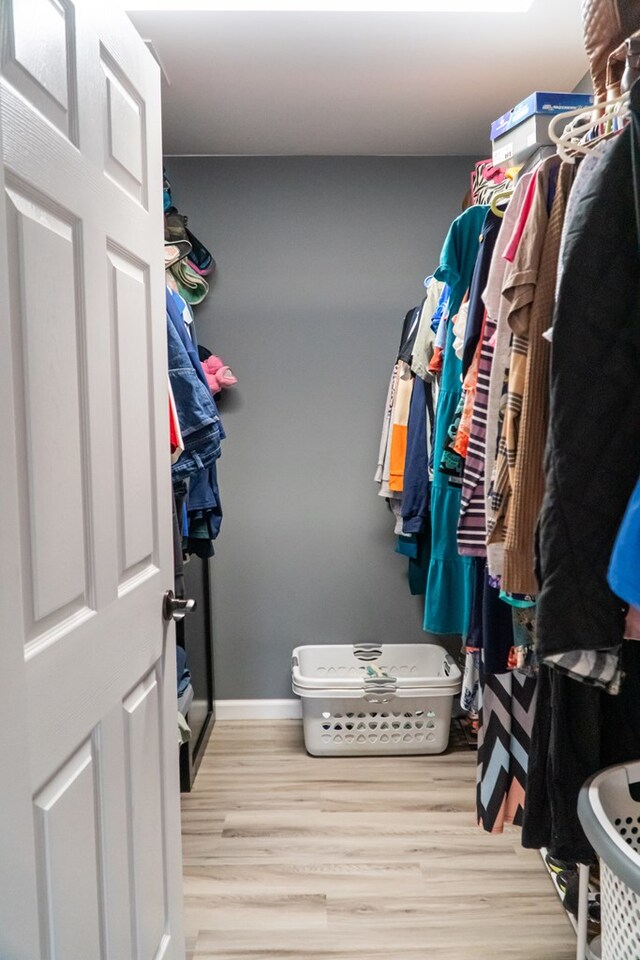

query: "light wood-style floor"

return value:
[181, 720, 575, 960]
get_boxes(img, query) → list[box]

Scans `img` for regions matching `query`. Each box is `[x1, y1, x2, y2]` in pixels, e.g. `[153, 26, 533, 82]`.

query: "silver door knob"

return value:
[163, 590, 197, 622]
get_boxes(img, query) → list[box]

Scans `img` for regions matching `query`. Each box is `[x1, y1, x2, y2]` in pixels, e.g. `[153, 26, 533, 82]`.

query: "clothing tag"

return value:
[182, 303, 195, 341]
[542, 326, 553, 343]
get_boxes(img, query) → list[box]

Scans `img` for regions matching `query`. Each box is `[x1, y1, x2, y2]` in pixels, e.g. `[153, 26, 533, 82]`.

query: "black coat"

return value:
[535, 107, 640, 660]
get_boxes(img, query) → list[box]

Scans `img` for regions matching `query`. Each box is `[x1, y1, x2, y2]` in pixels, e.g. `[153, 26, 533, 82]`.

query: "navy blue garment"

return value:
[189, 462, 223, 536]
[401, 375, 433, 535]
[397, 305, 421, 363]
[482, 571, 514, 674]
[466, 558, 485, 648]
[408, 531, 429, 596]
[172, 491, 185, 598]
[176, 645, 191, 697]
[547, 161, 560, 214]
[461, 209, 501, 377]
[186, 461, 223, 557]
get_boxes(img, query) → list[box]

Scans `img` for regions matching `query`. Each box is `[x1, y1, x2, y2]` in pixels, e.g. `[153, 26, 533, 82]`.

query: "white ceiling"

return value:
[127, 1, 588, 156]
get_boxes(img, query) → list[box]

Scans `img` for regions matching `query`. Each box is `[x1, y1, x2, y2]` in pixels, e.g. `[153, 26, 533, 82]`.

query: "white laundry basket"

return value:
[578, 761, 640, 960]
[291, 643, 462, 756]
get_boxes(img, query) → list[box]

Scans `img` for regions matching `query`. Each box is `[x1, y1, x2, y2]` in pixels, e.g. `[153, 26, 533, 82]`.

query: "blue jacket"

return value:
[401, 374, 433, 534]
[166, 289, 223, 482]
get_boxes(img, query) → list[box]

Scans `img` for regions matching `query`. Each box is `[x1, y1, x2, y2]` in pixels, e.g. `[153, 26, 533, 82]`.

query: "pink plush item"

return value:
[202, 355, 237, 393]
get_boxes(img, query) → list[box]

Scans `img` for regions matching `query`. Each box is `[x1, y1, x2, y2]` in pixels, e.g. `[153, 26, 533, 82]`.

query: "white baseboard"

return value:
[215, 698, 302, 720]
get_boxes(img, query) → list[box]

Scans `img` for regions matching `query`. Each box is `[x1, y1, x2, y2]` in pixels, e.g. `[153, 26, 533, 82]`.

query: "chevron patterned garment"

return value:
[476, 668, 538, 833]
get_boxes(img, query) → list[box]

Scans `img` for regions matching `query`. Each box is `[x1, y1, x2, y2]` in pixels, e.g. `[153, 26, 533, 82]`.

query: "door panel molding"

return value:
[0, 2, 185, 956]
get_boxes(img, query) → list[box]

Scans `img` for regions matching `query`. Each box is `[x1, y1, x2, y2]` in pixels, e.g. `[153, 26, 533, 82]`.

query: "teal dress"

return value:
[424, 205, 489, 636]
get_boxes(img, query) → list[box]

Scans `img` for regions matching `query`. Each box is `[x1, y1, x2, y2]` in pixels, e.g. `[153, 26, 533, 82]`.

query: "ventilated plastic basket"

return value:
[579, 761, 640, 960]
[291, 643, 462, 756]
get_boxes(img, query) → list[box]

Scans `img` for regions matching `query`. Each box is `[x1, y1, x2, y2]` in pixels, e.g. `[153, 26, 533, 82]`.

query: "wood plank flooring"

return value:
[181, 720, 575, 960]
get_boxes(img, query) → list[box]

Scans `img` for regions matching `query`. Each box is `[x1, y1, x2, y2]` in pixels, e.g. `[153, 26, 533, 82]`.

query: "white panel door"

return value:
[0, 2, 185, 958]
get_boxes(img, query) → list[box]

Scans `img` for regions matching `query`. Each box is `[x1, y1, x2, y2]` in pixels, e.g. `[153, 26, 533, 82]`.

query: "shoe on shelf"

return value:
[545, 853, 577, 875]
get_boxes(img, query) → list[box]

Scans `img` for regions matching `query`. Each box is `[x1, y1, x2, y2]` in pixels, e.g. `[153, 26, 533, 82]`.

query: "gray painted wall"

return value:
[574, 70, 593, 94]
[166, 156, 475, 699]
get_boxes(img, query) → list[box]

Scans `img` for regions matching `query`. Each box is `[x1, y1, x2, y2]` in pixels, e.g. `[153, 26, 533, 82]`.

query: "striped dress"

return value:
[457, 312, 496, 555]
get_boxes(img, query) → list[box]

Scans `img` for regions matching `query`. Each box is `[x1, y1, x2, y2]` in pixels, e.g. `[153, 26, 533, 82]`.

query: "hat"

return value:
[187, 255, 215, 277]
[164, 240, 192, 269]
[170, 258, 209, 305]
[185, 227, 215, 276]
[164, 208, 188, 244]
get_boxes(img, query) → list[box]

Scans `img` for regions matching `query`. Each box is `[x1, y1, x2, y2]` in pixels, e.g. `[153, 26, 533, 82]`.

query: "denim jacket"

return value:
[166, 289, 223, 481]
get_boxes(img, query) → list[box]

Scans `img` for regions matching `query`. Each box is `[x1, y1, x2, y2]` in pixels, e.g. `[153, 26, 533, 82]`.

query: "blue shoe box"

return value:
[491, 91, 594, 141]
[490, 91, 594, 165]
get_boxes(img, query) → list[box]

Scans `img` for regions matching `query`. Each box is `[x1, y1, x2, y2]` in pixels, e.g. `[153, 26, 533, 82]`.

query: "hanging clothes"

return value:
[376, 307, 421, 501]
[523, 642, 640, 862]
[411, 279, 445, 382]
[169, 380, 184, 465]
[399, 373, 434, 597]
[535, 121, 640, 672]
[401, 374, 434, 537]
[375, 362, 400, 496]
[375, 291, 442, 592]
[166, 286, 225, 558]
[461, 209, 502, 377]
[519, 86, 640, 864]
[452, 325, 484, 462]
[388, 361, 415, 494]
[502, 161, 575, 596]
[486, 156, 560, 576]
[397, 305, 422, 364]
[167, 299, 222, 483]
[481, 172, 535, 580]
[457, 312, 498, 557]
[423, 204, 489, 636]
[465, 163, 571, 843]
[477, 667, 538, 834]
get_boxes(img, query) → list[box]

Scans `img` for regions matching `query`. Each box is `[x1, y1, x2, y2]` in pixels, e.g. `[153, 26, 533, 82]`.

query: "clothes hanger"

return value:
[489, 189, 513, 219]
[488, 165, 520, 218]
[558, 114, 628, 161]
[549, 91, 631, 162]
